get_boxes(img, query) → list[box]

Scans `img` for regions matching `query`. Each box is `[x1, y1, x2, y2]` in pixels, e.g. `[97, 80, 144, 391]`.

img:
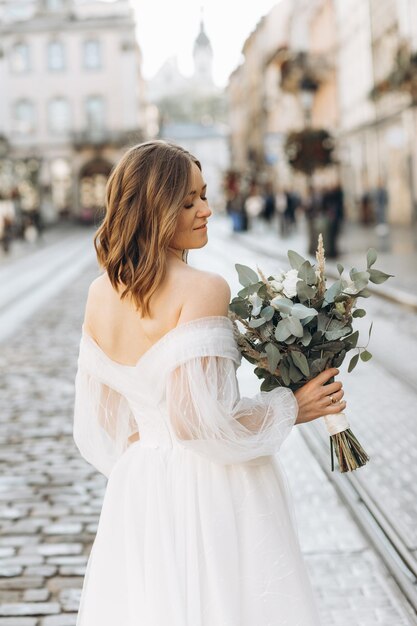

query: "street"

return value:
[0, 218, 417, 625]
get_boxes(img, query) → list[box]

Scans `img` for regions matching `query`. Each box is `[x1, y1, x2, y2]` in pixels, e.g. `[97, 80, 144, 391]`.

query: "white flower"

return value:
[270, 279, 284, 293]
[282, 269, 300, 298]
[248, 293, 263, 316]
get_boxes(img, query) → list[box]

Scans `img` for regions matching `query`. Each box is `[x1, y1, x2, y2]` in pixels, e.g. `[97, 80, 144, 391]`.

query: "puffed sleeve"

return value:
[73, 365, 139, 478]
[165, 355, 299, 465]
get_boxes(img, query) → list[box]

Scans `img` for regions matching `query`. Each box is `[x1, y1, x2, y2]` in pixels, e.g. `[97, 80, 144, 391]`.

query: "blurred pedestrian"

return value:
[0, 194, 16, 254]
[275, 187, 287, 236]
[373, 179, 389, 236]
[323, 184, 344, 258]
[284, 189, 298, 234]
[244, 184, 264, 231]
[226, 190, 247, 233]
[262, 183, 276, 224]
[360, 189, 373, 225]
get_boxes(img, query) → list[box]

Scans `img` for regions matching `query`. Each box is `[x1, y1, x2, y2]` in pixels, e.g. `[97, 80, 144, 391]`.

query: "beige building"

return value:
[0, 0, 146, 222]
[227, 0, 417, 225]
[335, 0, 417, 224]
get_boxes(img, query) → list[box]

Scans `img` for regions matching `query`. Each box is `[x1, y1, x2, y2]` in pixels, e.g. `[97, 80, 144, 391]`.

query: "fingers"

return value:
[322, 388, 345, 406]
[322, 399, 346, 415]
[314, 368, 339, 385]
[319, 381, 342, 398]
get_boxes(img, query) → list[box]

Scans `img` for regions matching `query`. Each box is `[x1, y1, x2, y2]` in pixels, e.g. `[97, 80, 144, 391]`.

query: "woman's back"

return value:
[83, 257, 230, 367]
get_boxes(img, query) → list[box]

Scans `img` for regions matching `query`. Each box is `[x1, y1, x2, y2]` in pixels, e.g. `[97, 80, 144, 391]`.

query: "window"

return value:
[48, 41, 65, 71]
[86, 96, 105, 131]
[10, 42, 30, 73]
[83, 40, 102, 70]
[48, 97, 71, 134]
[13, 100, 35, 134]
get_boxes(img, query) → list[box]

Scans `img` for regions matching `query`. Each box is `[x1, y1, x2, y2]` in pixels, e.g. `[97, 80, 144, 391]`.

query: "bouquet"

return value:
[229, 235, 393, 473]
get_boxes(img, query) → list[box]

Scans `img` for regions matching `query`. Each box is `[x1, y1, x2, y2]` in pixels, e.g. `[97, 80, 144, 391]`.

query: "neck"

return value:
[168, 247, 186, 262]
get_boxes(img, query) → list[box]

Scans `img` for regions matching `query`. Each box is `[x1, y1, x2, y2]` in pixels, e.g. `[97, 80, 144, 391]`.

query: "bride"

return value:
[73, 140, 346, 625]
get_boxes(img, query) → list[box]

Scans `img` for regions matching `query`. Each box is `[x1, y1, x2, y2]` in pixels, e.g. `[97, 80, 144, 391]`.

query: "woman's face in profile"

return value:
[170, 162, 212, 252]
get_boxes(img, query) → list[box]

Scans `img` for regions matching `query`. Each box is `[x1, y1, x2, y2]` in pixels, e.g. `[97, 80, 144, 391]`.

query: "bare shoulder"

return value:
[83, 273, 110, 328]
[177, 266, 231, 323]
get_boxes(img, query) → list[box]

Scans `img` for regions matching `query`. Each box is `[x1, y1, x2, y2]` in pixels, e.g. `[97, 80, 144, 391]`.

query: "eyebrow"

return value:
[187, 183, 207, 196]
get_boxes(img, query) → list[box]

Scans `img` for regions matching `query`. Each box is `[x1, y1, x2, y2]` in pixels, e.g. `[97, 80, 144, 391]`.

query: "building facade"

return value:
[0, 0, 146, 222]
[227, 0, 417, 225]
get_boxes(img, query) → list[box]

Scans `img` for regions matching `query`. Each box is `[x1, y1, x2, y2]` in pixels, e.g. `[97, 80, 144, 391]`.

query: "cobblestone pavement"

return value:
[0, 232, 415, 624]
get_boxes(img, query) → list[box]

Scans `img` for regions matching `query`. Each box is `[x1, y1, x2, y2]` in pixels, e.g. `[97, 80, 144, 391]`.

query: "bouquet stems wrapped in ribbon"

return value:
[229, 235, 393, 473]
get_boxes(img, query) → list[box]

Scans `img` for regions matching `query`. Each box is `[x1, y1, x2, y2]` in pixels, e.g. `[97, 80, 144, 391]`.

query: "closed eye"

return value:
[184, 195, 208, 209]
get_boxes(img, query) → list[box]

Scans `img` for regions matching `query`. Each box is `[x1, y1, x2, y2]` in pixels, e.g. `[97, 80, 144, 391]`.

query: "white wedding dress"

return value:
[73, 315, 321, 625]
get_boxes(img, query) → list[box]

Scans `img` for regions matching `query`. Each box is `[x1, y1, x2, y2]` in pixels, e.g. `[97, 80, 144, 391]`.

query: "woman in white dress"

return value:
[73, 140, 346, 626]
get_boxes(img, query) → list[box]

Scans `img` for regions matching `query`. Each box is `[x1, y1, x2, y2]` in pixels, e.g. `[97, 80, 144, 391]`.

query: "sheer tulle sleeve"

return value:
[166, 355, 299, 465]
[73, 365, 139, 478]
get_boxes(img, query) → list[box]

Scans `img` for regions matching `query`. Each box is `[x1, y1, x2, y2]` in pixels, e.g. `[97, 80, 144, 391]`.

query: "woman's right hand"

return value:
[294, 368, 346, 425]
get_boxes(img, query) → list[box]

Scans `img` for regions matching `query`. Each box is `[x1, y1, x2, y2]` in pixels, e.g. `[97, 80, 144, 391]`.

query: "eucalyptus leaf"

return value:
[235, 263, 259, 287]
[288, 358, 304, 383]
[291, 303, 318, 319]
[238, 282, 262, 298]
[298, 260, 317, 285]
[344, 330, 359, 349]
[337, 263, 344, 275]
[229, 299, 249, 318]
[288, 249, 306, 270]
[348, 353, 359, 372]
[325, 327, 351, 341]
[296, 280, 316, 301]
[317, 312, 329, 332]
[313, 340, 345, 353]
[287, 316, 304, 337]
[360, 350, 372, 362]
[248, 317, 266, 328]
[310, 331, 323, 345]
[333, 349, 346, 367]
[275, 318, 292, 341]
[265, 343, 281, 373]
[260, 306, 275, 321]
[352, 308, 366, 318]
[291, 351, 310, 376]
[368, 321, 373, 339]
[301, 329, 312, 346]
[279, 360, 291, 386]
[351, 270, 370, 291]
[271, 297, 294, 314]
[368, 268, 393, 284]
[310, 357, 329, 376]
[356, 288, 372, 298]
[324, 280, 342, 305]
[367, 248, 377, 268]
[284, 335, 297, 344]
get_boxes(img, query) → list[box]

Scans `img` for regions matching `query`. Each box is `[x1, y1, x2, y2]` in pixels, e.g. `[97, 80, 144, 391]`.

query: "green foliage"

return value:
[288, 250, 306, 270]
[265, 343, 281, 373]
[231, 247, 392, 391]
[235, 263, 258, 287]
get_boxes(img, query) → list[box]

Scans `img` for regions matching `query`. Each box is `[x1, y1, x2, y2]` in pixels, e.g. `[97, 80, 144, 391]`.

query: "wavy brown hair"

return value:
[94, 140, 201, 316]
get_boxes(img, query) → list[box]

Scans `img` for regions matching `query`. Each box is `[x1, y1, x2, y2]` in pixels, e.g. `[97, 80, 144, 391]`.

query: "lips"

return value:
[194, 223, 207, 230]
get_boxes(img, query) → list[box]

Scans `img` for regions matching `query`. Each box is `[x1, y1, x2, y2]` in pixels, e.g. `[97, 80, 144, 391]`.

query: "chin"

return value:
[188, 235, 208, 250]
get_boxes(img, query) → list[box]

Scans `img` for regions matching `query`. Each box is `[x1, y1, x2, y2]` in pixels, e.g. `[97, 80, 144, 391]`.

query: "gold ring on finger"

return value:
[330, 395, 338, 404]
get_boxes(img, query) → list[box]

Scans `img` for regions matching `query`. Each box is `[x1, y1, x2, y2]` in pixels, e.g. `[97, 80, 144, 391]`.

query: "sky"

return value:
[128, 0, 280, 87]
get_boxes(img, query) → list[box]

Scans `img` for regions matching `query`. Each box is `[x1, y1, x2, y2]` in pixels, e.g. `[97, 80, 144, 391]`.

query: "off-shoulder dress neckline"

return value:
[81, 315, 234, 369]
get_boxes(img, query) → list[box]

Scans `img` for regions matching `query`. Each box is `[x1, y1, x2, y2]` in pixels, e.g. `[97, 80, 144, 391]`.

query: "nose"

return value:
[197, 202, 212, 218]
